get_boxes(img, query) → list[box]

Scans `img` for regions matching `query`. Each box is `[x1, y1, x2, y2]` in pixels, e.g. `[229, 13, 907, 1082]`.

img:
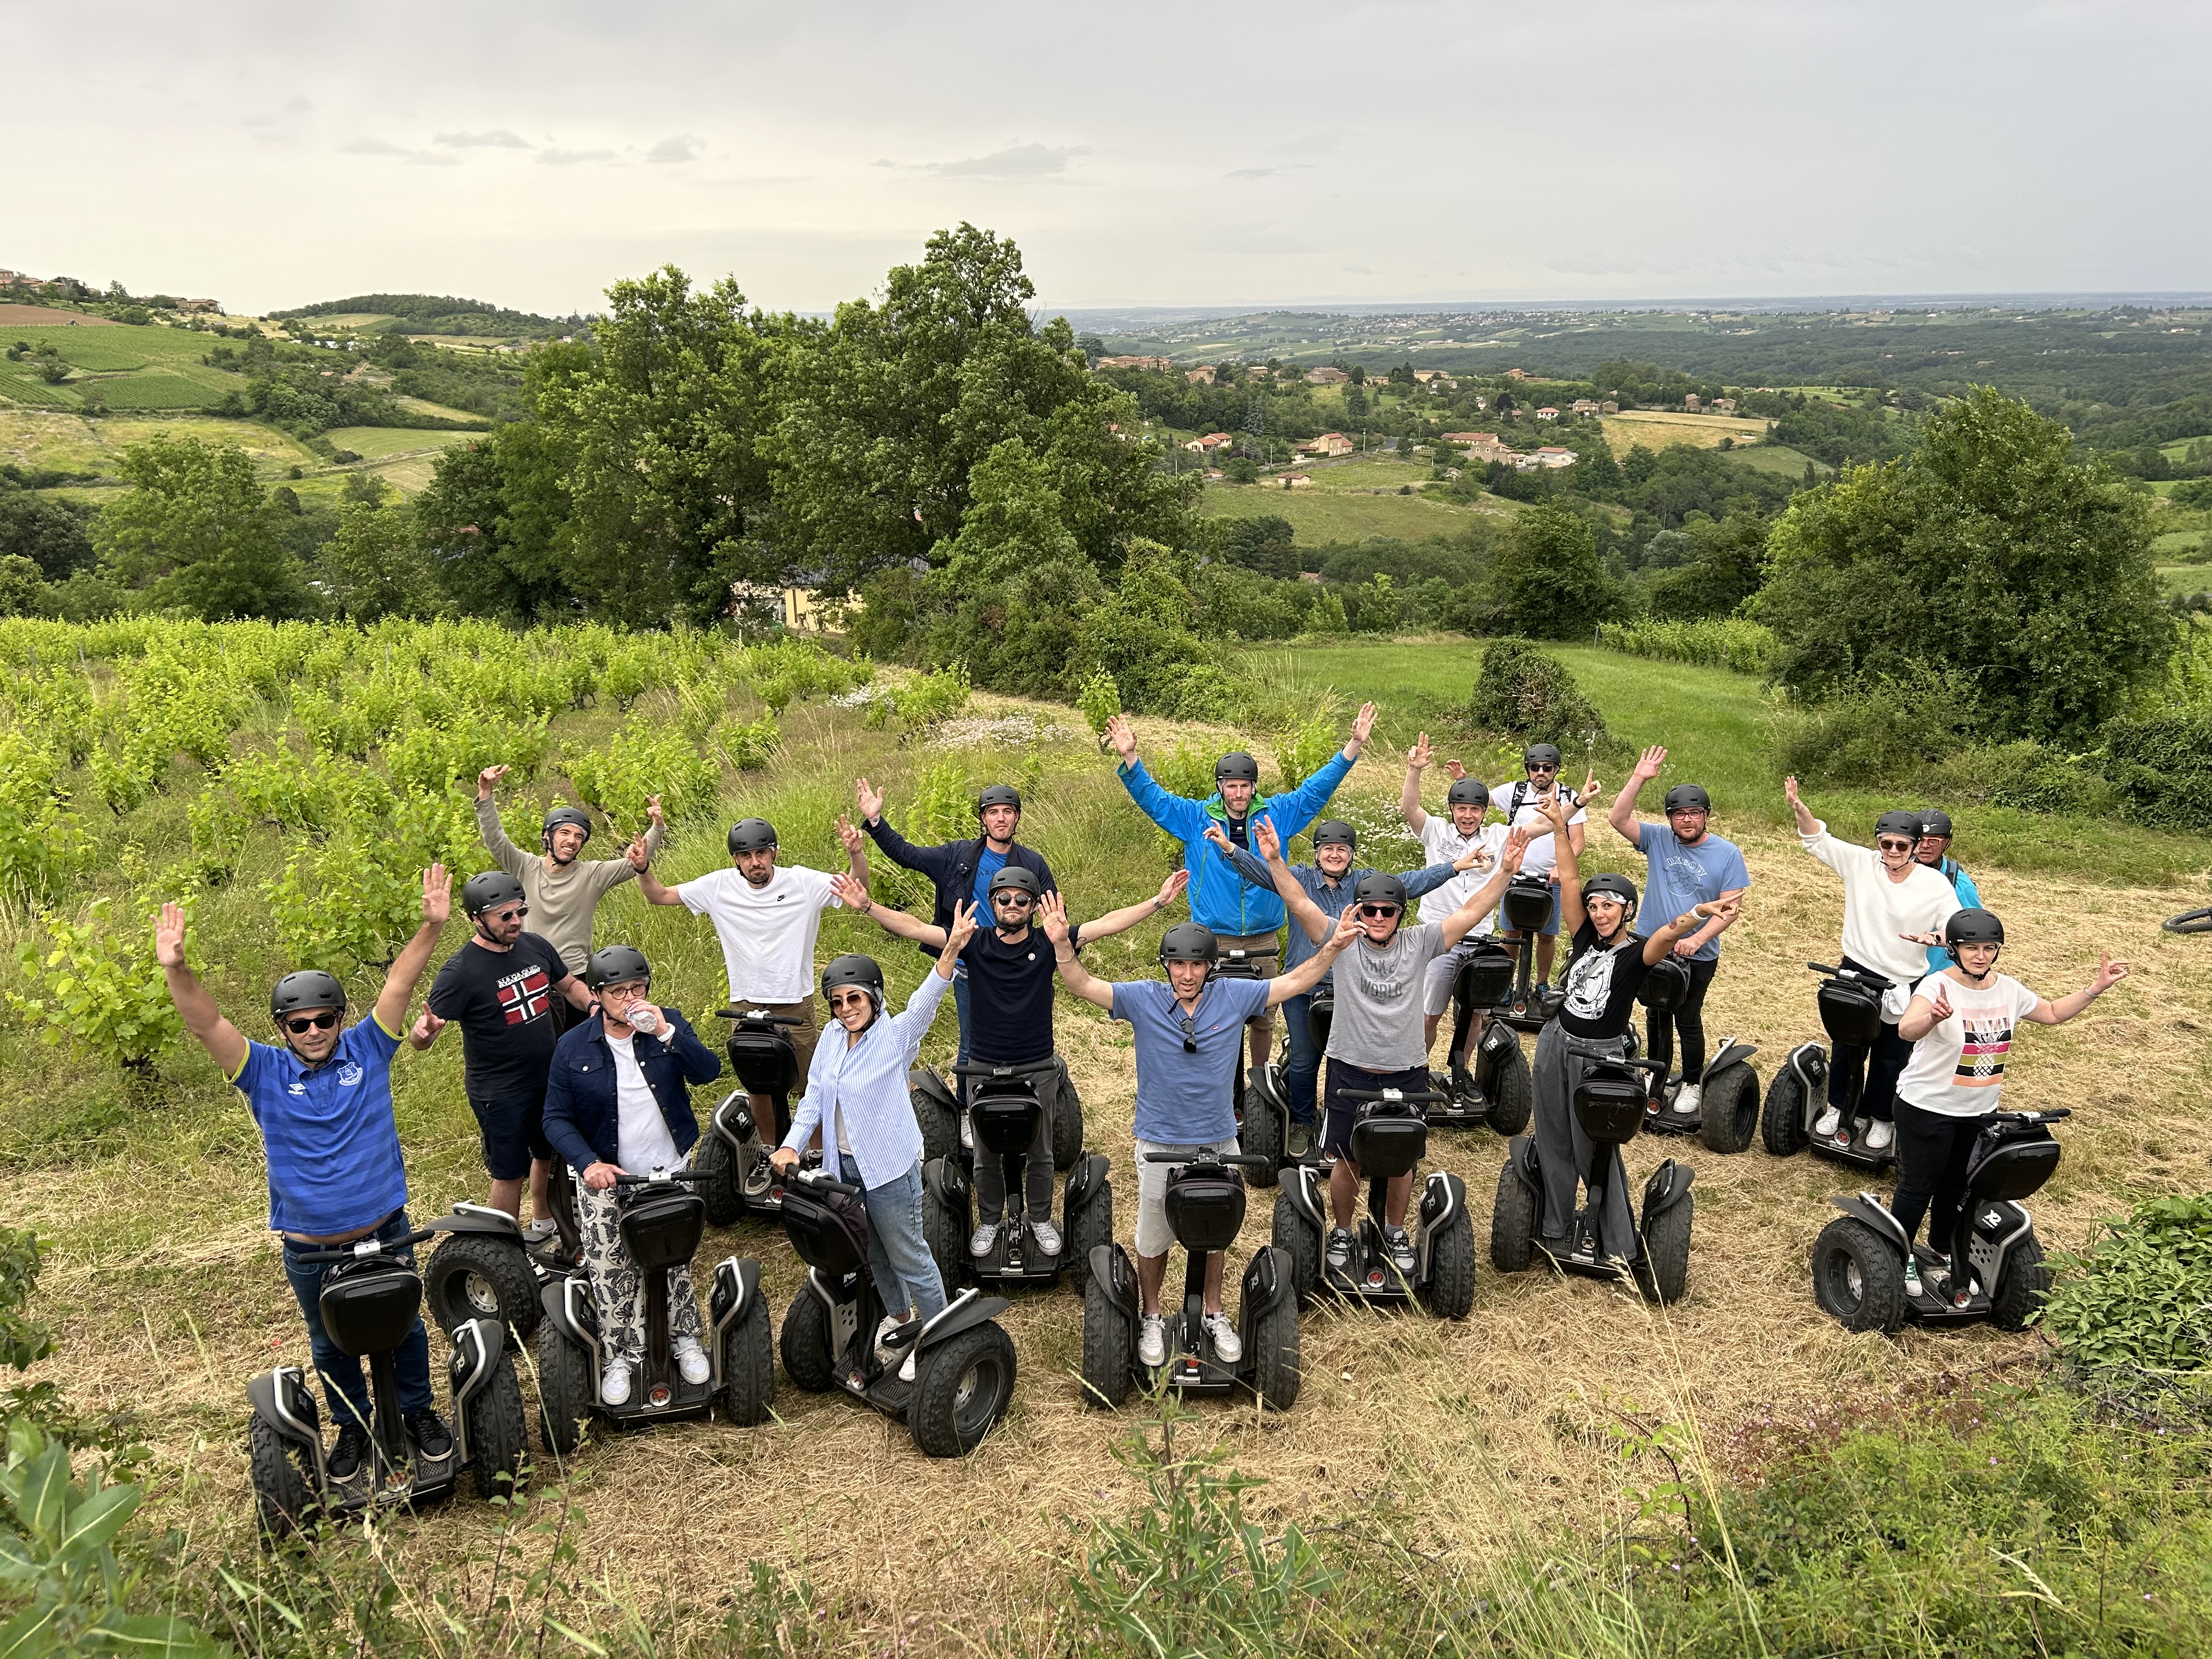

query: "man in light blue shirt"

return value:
[1043, 894, 1355, 1369]
[1914, 810, 1982, 973]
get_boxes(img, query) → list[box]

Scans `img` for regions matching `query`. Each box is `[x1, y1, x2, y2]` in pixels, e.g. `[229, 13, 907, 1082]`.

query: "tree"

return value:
[1217, 514, 1297, 578]
[94, 435, 313, 619]
[1488, 504, 1623, 639]
[321, 498, 441, 621]
[935, 437, 1081, 591]
[0, 490, 94, 580]
[415, 426, 575, 620]
[1756, 387, 2172, 746]
[1649, 511, 1767, 618]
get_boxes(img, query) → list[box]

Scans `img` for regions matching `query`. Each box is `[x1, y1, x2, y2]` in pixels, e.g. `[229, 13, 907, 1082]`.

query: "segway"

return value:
[536, 1169, 775, 1452]
[777, 1165, 1018, 1456]
[1080, 1152, 1300, 1410]
[247, 1228, 527, 1541]
[1632, 956, 1762, 1154]
[1812, 1109, 2069, 1334]
[923, 1059, 1111, 1290]
[1491, 1047, 1694, 1302]
[420, 1196, 586, 1342]
[1494, 873, 1564, 1036]
[1760, 963, 1898, 1169]
[1429, 939, 1534, 1134]
[1271, 1086, 1477, 1317]
[696, 1008, 812, 1223]
[914, 1055, 1085, 1175]
[1244, 980, 1326, 1186]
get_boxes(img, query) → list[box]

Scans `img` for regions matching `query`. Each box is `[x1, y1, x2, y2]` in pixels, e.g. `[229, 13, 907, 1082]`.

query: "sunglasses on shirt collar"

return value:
[1178, 1012, 1198, 1053]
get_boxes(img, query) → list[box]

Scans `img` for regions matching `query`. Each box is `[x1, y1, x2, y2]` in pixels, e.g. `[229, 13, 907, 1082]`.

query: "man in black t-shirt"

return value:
[413, 871, 595, 1241]
[836, 864, 1188, 1260]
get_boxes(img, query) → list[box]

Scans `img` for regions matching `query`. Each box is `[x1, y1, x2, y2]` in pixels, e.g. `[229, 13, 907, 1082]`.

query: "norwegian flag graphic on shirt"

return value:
[1952, 1008, 2015, 1088]
[496, 967, 553, 1026]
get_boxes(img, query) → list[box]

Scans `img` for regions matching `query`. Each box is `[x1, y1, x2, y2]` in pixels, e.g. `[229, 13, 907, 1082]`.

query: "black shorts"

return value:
[470, 1091, 552, 1181]
[1322, 1058, 1429, 1163]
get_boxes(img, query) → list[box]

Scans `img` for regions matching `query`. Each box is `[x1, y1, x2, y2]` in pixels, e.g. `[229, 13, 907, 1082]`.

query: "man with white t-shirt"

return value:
[1398, 732, 1511, 1068]
[1494, 742, 1586, 981]
[629, 814, 868, 1142]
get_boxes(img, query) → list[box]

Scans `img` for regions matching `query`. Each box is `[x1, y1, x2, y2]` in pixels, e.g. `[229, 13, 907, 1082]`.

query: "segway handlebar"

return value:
[951, 1059, 1059, 1079]
[1995, 1108, 2072, 1125]
[788, 1165, 864, 1197]
[717, 1008, 808, 1026]
[1336, 1087, 1447, 1104]
[611, 1168, 712, 1188]
[1805, 962, 1895, 989]
[1141, 1150, 1274, 1167]
[289, 1227, 438, 1265]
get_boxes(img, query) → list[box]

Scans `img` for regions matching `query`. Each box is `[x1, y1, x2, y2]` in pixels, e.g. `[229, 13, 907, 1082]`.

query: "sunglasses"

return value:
[1358, 904, 1401, 919]
[283, 1011, 340, 1035]
[484, 904, 528, 922]
[1178, 1013, 1198, 1054]
[1526, 764, 1558, 775]
[992, 892, 1035, 907]
[1877, 838, 1916, 852]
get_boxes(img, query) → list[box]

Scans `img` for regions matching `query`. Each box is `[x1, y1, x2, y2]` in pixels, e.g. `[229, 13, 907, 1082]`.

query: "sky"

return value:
[10, 0, 2210, 320]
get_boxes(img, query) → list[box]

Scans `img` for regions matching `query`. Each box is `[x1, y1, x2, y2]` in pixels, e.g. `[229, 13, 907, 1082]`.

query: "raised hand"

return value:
[1783, 775, 1802, 808]
[1105, 713, 1139, 763]
[835, 814, 866, 857]
[1155, 868, 1190, 909]
[155, 901, 187, 969]
[830, 871, 870, 911]
[855, 777, 885, 822]
[2093, 950, 2131, 992]
[1633, 745, 1666, 782]
[1534, 792, 1572, 835]
[646, 794, 665, 828]
[1328, 904, 1364, 951]
[1442, 759, 1468, 781]
[1254, 816, 1285, 863]
[409, 1008, 447, 1046]
[944, 898, 980, 955]
[1453, 840, 1493, 872]
[1347, 701, 1378, 753]
[625, 834, 651, 871]
[1498, 826, 1532, 874]
[1202, 823, 1234, 855]
[421, 864, 452, 927]
[476, 764, 508, 800]
[1923, 979, 1954, 1024]
[1037, 890, 1072, 945]
[1579, 767, 1601, 806]
[1406, 731, 1433, 771]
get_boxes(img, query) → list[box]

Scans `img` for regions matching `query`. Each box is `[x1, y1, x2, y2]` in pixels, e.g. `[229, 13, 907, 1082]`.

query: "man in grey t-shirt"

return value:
[1266, 816, 1530, 1278]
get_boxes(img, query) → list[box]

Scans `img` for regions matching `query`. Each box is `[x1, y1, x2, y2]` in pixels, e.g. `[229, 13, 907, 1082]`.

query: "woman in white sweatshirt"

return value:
[1784, 779, 1961, 1152]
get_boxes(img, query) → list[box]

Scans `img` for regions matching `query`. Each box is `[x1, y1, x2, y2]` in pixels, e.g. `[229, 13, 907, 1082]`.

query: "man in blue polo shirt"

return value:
[157, 864, 453, 1483]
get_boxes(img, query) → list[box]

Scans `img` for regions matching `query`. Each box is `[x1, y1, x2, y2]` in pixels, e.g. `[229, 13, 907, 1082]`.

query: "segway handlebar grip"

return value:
[611, 1169, 712, 1187]
[2000, 1107, 2071, 1124]
[950, 1059, 1058, 1078]
[290, 1227, 438, 1265]
[792, 1166, 864, 1197]
[717, 1008, 807, 1026]
[1336, 1088, 1447, 1104]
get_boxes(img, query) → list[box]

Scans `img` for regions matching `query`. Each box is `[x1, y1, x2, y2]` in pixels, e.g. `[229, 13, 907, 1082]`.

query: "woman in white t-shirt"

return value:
[1892, 908, 2130, 1307]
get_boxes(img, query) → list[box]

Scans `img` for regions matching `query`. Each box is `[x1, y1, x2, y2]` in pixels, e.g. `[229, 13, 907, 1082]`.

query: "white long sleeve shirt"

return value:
[781, 971, 951, 1189]
[1800, 822, 1962, 992]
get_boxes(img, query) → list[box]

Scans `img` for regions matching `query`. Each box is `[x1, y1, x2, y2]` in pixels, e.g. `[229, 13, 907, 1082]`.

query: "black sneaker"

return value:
[405, 1408, 454, 1460]
[326, 1422, 371, 1481]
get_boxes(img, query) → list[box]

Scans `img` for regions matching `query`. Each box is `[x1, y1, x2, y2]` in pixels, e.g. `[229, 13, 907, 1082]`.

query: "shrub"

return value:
[1597, 617, 1778, 675]
[2041, 1192, 2212, 1369]
[2097, 708, 2212, 831]
[1472, 637, 1604, 743]
[1926, 740, 2118, 818]
[7, 900, 183, 1080]
[1767, 670, 1979, 786]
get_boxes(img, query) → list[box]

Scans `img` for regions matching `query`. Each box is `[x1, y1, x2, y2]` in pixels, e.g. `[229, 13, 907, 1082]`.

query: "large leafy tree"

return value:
[94, 435, 312, 619]
[1756, 387, 2171, 745]
[1489, 504, 1623, 639]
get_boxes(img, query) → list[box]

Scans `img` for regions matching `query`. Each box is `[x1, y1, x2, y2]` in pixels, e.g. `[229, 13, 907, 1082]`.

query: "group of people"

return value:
[160, 699, 2136, 1474]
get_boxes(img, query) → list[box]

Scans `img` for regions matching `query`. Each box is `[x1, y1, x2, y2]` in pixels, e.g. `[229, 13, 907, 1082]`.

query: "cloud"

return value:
[905, 142, 1085, 179]
[285, 95, 312, 112]
[537, 148, 617, 166]
[339, 137, 461, 167]
[646, 134, 705, 163]
[435, 129, 532, 149]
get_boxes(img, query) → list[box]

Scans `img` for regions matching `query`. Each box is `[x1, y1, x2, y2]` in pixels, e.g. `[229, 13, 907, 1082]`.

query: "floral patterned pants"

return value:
[574, 1160, 706, 1365]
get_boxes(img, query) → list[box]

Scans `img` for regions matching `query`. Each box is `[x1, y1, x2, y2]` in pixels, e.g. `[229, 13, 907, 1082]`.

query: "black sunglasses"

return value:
[1877, 838, 1915, 852]
[283, 1011, 340, 1034]
[484, 904, 529, 922]
[1178, 1013, 1198, 1054]
[992, 891, 1035, 906]
[1358, 904, 1401, 919]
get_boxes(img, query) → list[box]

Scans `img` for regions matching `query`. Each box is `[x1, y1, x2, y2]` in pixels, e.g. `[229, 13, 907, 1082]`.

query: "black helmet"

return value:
[1351, 871, 1407, 911]
[977, 784, 1022, 816]
[270, 969, 346, 1023]
[1158, 922, 1218, 963]
[1945, 908, 2005, 948]
[462, 870, 527, 917]
[541, 805, 594, 851]
[1446, 777, 1491, 811]
[1663, 783, 1712, 814]
[1310, 819, 1357, 850]
[1523, 742, 1562, 769]
[1214, 751, 1260, 785]
[821, 953, 886, 996]
[1874, 810, 1922, 842]
[986, 866, 1042, 902]
[585, 944, 651, 991]
[1583, 873, 1639, 919]
[727, 817, 777, 856]
[1919, 809, 1955, 839]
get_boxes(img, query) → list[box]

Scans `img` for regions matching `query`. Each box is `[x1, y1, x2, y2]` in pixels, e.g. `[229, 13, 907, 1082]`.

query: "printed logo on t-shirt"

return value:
[496, 967, 554, 1026]
[1562, 943, 1622, 1020]
[337, 1062, 363, 1087]
[1953, 1009, 2015, 1087]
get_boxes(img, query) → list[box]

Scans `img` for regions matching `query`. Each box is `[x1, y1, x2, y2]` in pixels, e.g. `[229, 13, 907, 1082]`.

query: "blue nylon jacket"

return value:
[1117, 749, 1357, 936]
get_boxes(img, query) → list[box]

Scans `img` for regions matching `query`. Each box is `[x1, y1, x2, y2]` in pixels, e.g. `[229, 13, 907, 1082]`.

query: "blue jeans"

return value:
[281, 1207, 434, 1429]
[840, 1155, 947, 1324]
[1281, 990, 1322, 1126]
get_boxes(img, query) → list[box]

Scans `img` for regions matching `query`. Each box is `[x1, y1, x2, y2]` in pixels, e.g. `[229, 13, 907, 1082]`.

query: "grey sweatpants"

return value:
[1531, 1024, 1638, 1262]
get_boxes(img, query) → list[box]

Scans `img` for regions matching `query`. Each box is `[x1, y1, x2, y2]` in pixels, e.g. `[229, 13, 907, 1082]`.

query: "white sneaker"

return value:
[898, 1348, 917, 1384]
[1672, 1083, 1701, 1118]
[959, 1111, 973, 1152]
[674, 1338, 710, 1386]
[1030, 1218, 1062, 1256]
[874, 1314, 904, 1366]
[522, 1217, 560, 1244]
[600, 1361, 633, 1405]
[1813, 1107, 1843, 1139]
[1865, 1121, 1895, 1153]
[1203, 1311, 1242, 1364]
[969, 1221, 1000, 1259]
[1137, 1315, 1167, 1367]
[1903, 1255, 1923, 1298]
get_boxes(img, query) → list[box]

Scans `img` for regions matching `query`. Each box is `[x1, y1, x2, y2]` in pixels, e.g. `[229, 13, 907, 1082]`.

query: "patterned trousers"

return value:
[574, 1158, 706, 1365]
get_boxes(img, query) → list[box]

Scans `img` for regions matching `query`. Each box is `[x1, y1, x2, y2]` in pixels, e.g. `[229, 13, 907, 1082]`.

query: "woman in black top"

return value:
[1527, 789, 1740, 1262]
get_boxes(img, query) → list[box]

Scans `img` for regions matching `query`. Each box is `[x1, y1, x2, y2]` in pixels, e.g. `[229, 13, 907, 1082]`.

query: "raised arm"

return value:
[1268, 906, 1360, 1006]
[473, 766, 532, 879]
[1400, 731, 1432, 832]
[1204, 822, 1279, 893]
[855, 779, 942, 878]
[1439, 829, 1529, 947]
[1783, 774, 1820, 838]
[1340, 700, 1378, 763]
[627, 836, 687, 905]
[375, 865, 452, 1034]
[833, 871, 949, 949]
[1610, 746, 1662, 848]
[1250, 817, 1329, 945]
[2022, 950, 2131, 1026]
[1040, 891, 1114, 1011]
[1641, 896, 1736, 967]
[155, 901, 247, 1077]
[837, 815, 870, 885]
[1078, 868, 1190, 945]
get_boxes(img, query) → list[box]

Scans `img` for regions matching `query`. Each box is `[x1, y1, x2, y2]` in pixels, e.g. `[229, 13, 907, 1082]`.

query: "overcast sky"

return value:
[10, 1, 2208, 319]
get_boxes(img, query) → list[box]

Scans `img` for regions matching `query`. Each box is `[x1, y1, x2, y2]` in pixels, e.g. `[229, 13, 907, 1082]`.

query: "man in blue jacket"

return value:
[1914, 810, 1982, 974]
[1105, 702, 1378, 1071]
[541, 945, 724, 1408]
[853, 776, 1057, 1073]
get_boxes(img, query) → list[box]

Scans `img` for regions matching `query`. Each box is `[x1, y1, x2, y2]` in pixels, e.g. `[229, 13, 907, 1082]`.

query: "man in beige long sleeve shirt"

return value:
[475, 765, 667, 992]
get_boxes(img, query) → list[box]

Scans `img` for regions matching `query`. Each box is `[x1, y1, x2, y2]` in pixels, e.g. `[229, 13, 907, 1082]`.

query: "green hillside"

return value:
[269, 292, 579, 338]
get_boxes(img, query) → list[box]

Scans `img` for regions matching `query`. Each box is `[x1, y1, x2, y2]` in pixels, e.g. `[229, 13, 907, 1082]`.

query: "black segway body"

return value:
[1431, 941, 1527, 1132]
[1761, 964, 1899, 1170]
[696, 1009, 808, 1221]
[927, 1061, 1111, 1290]
[1641, 1037, 1763, 1155]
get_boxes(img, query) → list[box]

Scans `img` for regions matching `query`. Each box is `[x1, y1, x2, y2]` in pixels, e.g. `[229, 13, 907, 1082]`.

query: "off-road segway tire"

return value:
[1699, 1063, 1761, 1156]
[778, 1292, 838, 1394]
[1241, 1071, 1283, 1189]
[1269, 1191, 1322, 1308]
[425, 1231, 542, 1341]
[1486, 1040, 1534, 1137]
[916, 1092, 961, 1170]
[1051, 1060, 1084, 1171]
[1988, 1236, 2051, 1332]
[1634, 1193, 1693, 1306]
[909, 1322, 1017, 1457]
[1490, 1156, 1538, 1273]
[718, 1296, 776, 1425]
[1761, 1069, 1810, 1158]
[465, 1352, 530, 1499]
[247, 1414, 321, 1542]
[1064, 1178, 1114, 1285]
[1246, 1285, 1301, 1410]
[922, 1175, 974, 1292]
[692, 1128, 744, 1226]
[534, 1321, 595, 1457]
[1811, 1216, 1906, 1334]
[1421, 1209, 1477, 1319]
[1079, 1273, 1132, 1409]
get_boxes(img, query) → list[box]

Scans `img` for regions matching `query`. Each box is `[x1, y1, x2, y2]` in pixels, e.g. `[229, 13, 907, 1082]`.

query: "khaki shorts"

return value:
[727, 995, 820, 1079]
[1134, 1136, 1242, 1258]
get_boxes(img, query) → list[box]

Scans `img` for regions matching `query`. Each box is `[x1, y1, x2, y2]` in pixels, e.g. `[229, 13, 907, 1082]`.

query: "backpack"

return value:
[1505, 780, 1584, 826]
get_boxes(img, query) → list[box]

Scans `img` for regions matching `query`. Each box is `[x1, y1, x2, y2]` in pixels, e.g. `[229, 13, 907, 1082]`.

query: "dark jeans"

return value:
[1827, 953, 1912, 1124]
[281, 1208, 434, 1429]
[1891, 1099, 1995, 1285]
[1645, 956, 1719, 1084]
[952, 970, 972, 1073]
[1282, 990, 1322, 1126]
[973, 1062, 1059, 1224]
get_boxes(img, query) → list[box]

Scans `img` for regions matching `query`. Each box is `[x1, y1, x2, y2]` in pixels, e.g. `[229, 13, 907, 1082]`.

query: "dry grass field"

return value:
[1600, 409, 1771, 456]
